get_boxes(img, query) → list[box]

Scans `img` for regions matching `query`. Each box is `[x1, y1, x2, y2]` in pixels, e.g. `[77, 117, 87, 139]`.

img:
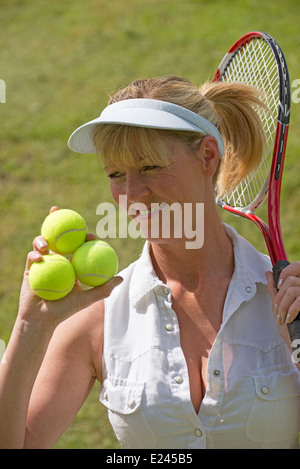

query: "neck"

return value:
[150, 214, 234, 291]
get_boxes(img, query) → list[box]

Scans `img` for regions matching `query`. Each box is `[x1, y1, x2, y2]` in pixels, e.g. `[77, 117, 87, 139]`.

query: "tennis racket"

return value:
[213, 31, 300, 346]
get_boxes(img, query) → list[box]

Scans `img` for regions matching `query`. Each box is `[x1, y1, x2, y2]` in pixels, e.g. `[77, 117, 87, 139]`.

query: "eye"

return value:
[141, 165, 161, 173]
[107, 171, 124, 179]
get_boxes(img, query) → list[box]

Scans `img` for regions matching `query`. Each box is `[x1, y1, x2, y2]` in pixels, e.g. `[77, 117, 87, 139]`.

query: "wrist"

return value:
[16, 313, 57, 337]
[3, 315, 56, 367]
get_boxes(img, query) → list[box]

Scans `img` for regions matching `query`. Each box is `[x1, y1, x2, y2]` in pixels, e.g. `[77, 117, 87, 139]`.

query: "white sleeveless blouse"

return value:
[100, 225, 300, 449]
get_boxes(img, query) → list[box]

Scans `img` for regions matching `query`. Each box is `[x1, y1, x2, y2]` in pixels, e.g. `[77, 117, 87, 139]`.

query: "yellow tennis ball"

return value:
[41, 208, 88, 255]
[29, 254, 76, 300]
[72, 240, 118, 287]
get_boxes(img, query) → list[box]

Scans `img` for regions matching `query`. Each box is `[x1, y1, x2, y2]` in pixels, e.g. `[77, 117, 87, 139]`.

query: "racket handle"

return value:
[273, 259, 290, 287]
[273, 260, 300, 352]
[287, 316, 300, 343]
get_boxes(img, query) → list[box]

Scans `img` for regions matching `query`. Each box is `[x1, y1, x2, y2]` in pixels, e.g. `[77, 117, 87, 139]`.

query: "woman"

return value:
[0, 76, 299, 449]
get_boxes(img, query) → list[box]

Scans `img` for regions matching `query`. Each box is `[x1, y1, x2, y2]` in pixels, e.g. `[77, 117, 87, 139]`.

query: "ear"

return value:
[197, 136, 220, 177]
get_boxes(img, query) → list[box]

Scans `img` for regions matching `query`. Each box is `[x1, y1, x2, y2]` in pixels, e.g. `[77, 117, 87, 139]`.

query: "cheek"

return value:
[109, 181, 125, 204]
[153, 172, 191, 199]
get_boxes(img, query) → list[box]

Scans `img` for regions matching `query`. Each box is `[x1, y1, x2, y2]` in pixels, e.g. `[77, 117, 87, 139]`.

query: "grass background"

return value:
[0, 0, 300, 449]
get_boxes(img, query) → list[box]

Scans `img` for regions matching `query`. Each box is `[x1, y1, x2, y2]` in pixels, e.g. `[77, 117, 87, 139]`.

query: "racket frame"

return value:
[213, 31, 291, 266]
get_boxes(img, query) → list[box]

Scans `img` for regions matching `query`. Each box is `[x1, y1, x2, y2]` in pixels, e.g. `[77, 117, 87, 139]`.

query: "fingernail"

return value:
[277, 314, 283, 325]
[278, 278, 283, 288]
[33, 251, 43, 260]
[286, 313, 292, 324]
[37, 239, 47, 250]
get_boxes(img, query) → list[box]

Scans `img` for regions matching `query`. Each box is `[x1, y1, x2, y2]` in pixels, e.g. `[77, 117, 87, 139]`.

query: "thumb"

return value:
[265, 271, 280, 324]
[93, 276, 123, 298]
[75, 276, 123, 312]
[265, 270, 277, 301]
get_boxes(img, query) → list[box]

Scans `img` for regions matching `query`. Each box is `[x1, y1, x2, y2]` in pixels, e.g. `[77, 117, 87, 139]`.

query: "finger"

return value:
[275, 275, 300, 302]
[275, 275, 300, 324]
[85, 276, 123, 300]
[86, 233, 97, 241]
[24, 251, 44, 275]
[32, 235, 49, 254]
[266, 269, 300, 325]
[286, 296, 300, 324]
[265, 270, 277, 301]
[276, 282, 300, 324]
[50, 206, 60, 213]
[265, 270, 282, 324]
[91, 276, 123, 298]
[74, 276, 123, 313]
[277, 261, 300, 287]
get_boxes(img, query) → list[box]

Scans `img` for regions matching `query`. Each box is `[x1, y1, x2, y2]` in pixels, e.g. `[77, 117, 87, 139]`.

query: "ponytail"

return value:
[199, 81, 267, 197]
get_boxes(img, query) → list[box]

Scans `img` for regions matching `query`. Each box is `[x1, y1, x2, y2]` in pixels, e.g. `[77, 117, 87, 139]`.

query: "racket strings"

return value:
[220, 38, 279, 212]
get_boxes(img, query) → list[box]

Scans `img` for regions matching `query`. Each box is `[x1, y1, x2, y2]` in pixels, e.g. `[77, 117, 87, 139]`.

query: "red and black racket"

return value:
[213, 31, 300, 345]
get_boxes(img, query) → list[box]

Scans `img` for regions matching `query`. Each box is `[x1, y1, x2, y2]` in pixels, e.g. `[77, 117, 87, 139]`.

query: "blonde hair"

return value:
[93, 76, 267, 197]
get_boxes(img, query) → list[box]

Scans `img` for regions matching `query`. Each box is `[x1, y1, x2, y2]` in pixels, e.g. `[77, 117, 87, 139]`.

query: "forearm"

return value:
[0, 316, 55, 448]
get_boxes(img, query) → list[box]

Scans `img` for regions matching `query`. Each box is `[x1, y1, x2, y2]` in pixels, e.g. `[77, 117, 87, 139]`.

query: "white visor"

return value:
[68, 98, 225, 156]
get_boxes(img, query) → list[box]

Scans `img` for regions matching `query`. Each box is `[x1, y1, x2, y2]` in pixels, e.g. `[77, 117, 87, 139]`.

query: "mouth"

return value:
[134, 202, 168, 220]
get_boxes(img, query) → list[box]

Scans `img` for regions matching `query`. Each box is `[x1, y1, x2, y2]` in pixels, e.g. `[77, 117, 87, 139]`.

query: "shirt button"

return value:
[174, 375, 183, 384]
[213, 369, 220, 377]
[261, 386, 270, 395]
[128, 399, 136, 408]
[163, 287, 170, 295]
[245, 286, 252, 293]
[165, 323, 174, 331]
[194, 428, 203, 437]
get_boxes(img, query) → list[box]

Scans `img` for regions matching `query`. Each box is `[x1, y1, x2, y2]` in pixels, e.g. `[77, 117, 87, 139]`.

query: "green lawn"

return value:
[0, 0, 300, 449]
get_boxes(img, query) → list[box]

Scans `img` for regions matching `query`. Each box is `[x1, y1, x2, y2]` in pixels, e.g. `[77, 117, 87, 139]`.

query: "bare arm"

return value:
[0, 311, 56, 448]
[0, 250, 121, 449]
[24, 301, 105, 448]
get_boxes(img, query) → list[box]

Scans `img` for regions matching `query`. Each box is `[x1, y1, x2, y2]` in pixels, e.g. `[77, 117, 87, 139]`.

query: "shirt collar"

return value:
[129, 224, 271, 308]
[129, 242, 164, 307]
[224, 223, 270, 294]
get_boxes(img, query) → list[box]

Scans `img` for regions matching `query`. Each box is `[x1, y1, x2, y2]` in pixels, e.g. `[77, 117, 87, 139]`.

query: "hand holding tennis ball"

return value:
[28, 208, 119, 300]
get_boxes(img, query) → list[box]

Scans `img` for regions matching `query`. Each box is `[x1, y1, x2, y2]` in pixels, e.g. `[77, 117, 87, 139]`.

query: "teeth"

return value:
[136, 203, 168, 217]
[139, 209, 151, 216]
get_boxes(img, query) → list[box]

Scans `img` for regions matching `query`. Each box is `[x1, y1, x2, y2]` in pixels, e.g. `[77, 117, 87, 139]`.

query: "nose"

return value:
[125, 170, 151, 203]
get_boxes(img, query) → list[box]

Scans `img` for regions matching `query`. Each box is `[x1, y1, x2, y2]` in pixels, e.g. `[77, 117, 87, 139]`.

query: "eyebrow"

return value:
[103, 156, 155, 172]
